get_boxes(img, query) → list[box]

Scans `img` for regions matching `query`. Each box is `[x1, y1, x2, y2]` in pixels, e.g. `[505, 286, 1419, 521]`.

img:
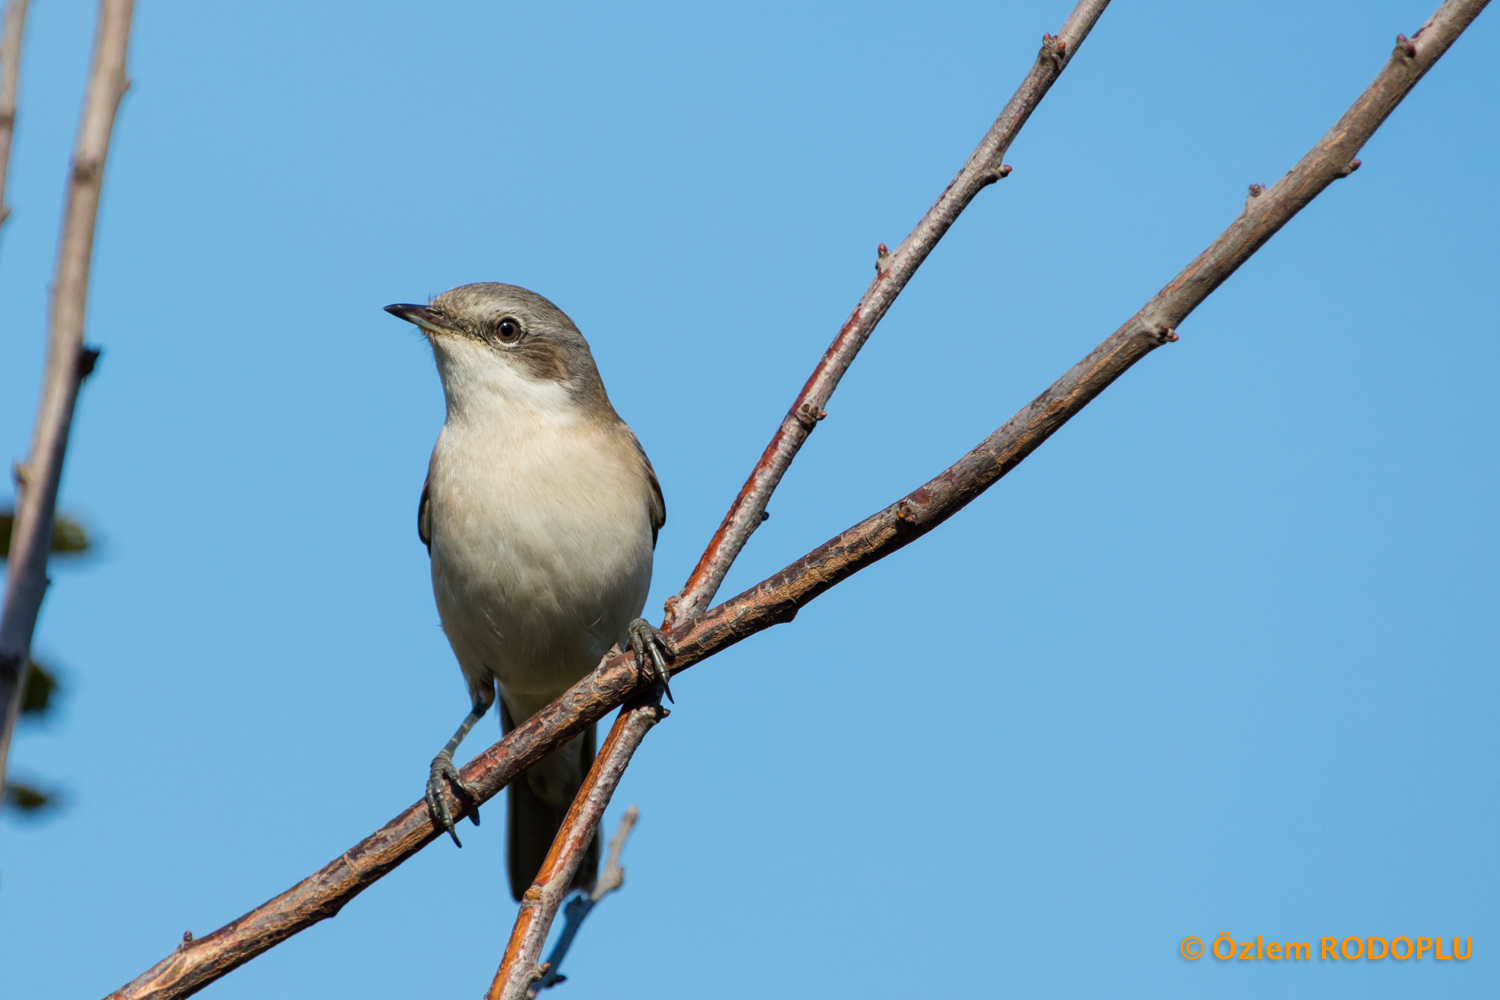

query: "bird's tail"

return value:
[503, 708, 599, 902]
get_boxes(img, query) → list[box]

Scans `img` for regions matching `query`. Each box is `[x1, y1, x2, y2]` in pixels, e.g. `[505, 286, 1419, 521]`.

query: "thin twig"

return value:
[0, 0, 133, 796]
[487, 704, 661, 1000]
[525, 805, 638, 996]
[664, 0, 1112, 626]
[102, 2, 1487, 996]
[0, 0, 31, 234]
[594, 804, 639, 900]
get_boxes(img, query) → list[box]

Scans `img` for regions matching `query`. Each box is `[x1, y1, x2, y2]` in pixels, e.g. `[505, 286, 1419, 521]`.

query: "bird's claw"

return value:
[426, 751, 480, 848]
[627, 618, 676, 702]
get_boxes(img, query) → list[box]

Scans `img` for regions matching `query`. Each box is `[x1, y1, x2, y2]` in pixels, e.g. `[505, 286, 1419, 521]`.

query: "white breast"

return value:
[425, 365, 654, 722]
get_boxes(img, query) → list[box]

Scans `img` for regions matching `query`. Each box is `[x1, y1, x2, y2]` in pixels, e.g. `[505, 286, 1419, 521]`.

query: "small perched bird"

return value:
[386, 283, 672, 900]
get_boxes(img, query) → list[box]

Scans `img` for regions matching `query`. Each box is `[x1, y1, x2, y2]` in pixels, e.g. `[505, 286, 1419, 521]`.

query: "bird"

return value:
[385, 283, 672, 901]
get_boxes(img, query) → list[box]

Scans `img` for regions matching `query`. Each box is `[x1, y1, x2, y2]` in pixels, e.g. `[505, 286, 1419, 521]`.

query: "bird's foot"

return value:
[426, 750, 481, 848]
[627, 618, 677, 702]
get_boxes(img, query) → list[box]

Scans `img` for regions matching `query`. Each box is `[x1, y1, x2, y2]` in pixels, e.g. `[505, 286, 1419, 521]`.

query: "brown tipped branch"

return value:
[0, 0, 30, 233]
[664, 0, 1113, 626]
[102, 2, 1487, 997]
[0, 0, 133, 795]
[487, 706, 658, 1000]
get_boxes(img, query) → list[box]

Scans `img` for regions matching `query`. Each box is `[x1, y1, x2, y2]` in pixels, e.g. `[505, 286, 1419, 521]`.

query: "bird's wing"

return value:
[629, 430, 666, 548]
[418, 476, 432, 554]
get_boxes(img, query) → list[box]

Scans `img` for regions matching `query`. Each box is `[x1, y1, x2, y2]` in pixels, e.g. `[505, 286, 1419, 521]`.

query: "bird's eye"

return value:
[495, 318, 522, 343]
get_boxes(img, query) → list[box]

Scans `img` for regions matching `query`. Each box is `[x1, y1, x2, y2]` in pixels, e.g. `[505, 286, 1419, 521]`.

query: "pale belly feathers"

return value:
[427, 412, 654, 723]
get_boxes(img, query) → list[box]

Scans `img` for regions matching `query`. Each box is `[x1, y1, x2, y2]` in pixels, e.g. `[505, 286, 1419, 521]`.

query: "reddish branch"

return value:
[104, 1, 1488, 997]
[0, 0, 31, 232]
[665, 0, 1113, 625]
[0, 0, 133, 791]
[486, 698, 663, 1000]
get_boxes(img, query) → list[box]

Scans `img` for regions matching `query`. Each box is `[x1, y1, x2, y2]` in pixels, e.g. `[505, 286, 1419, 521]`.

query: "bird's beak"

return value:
[384, 303, 458, 336]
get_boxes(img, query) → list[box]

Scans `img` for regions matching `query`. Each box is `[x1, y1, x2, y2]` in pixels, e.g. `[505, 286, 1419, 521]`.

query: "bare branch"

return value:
[665, 0, 1113, 626]
[495, 0, 1115, 980]
[525, 802, 640, 998]
[102, 2, 1488, 996]
[592, 803, 638, 902]
[0, 0, 133, 796]
[0, 0, 31, 233]
[487, 707, 659, 1000]
[495, 1, 1118, 974]
[528, 805, 642, 999]
[509, 806, 639, 997]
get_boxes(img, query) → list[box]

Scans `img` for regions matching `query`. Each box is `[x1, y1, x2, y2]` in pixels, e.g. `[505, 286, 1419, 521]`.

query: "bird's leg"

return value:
[626, 618, 676, 703]
[426, 702, 488, 847]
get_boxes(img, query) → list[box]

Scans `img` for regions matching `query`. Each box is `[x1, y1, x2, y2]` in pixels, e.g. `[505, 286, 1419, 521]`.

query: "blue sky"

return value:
[2, 1, 1496, 997]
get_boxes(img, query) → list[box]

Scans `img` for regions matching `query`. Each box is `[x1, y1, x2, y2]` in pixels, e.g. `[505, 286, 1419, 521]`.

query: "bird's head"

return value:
[385, 283, 612, 423]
